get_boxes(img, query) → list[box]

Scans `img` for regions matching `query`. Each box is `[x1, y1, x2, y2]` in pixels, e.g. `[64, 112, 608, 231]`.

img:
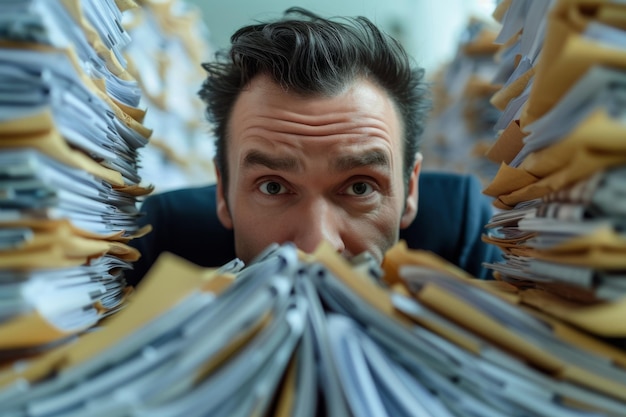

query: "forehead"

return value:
[227, 75, 404, 154]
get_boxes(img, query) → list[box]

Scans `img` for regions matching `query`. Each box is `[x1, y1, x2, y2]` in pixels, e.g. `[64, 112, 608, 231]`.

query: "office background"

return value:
[188, 0, 498, 75]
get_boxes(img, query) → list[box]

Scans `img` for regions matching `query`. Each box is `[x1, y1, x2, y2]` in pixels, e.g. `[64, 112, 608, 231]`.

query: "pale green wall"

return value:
[187, 0, 497, 74]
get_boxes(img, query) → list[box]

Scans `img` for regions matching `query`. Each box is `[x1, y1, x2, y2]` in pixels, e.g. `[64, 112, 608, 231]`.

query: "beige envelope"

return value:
[484, 119, 528, 165]
[521, 0, 626, 128]
[495, 110, 626, 208]
[490, 66, 534, 112]
[0, 252, 232, 388]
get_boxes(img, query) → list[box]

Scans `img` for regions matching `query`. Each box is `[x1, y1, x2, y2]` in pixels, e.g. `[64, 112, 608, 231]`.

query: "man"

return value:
[200, 7, 429, 264]
[126, 7, 500, 286]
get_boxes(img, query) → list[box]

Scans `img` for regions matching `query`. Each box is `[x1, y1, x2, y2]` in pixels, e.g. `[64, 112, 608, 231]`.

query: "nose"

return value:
[291, 198, 345, 255]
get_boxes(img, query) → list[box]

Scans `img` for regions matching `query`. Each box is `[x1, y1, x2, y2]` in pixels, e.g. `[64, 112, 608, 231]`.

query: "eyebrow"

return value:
[332, 149, 390, 172]
[242, 148, 390, 173]
[243, 150, 300, 172]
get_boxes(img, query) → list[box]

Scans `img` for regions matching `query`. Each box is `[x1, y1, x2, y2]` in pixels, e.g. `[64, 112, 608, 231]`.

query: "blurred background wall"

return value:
[188, 0, 498, 74]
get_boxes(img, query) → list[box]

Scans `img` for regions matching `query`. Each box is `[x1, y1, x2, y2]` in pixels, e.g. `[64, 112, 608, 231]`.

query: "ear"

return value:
[400, 152, 422, 229]
[215, 161, 234, 230]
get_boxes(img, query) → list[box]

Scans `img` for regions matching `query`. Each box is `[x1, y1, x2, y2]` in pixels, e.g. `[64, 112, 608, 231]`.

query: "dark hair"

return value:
[199, 7, 431, 189]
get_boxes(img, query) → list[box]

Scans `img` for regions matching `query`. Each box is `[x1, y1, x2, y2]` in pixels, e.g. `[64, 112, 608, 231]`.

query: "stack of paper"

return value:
[1, 241, 625, 416]
[421, 16, 502, 185]
[121, 0, 217, 193]
[481, 0, 626, 309]
[0, 0, 153, 360]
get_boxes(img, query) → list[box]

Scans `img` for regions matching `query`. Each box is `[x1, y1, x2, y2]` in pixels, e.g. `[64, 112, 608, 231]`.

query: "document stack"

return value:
[1, 241, 626, 416]
[481, 0, 626, 356]
[0, 0, 153, 362]
[421, 16, 502, 185]
[122, 0, 216, 193]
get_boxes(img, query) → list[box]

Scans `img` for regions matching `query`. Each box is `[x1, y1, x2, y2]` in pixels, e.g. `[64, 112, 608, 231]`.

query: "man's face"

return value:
[215, 75, 421, 264]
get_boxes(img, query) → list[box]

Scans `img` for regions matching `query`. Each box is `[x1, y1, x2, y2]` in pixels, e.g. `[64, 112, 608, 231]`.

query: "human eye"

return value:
[344, 181, 375, 196]
[259, 180, 289, 195]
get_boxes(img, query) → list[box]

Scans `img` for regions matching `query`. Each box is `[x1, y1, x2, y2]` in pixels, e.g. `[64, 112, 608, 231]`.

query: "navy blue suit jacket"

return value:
[126, 171, 502, 286]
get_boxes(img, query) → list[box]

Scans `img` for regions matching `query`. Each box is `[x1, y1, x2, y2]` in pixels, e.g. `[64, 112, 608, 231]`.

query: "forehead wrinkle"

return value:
[242, 149, 301, 172]
[257, 113, 391, 137]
